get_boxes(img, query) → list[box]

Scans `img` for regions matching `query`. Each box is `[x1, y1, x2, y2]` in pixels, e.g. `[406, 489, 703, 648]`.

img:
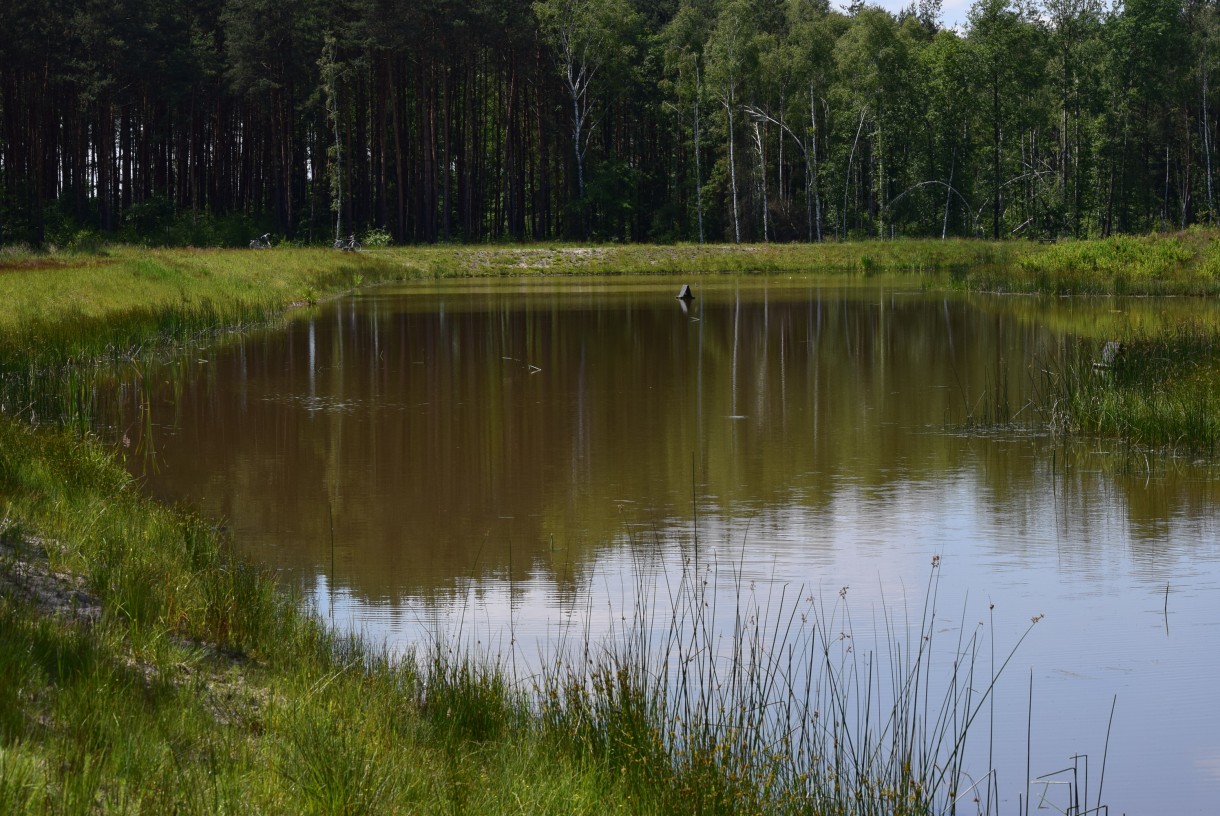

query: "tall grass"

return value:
[1041, 322, 1220, 453]
[957, 229, 1220, 295]
[533, 547, 1042, 816]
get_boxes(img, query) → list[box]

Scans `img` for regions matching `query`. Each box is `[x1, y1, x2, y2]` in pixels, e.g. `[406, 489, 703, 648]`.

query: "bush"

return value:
[361, 227, 393, 248]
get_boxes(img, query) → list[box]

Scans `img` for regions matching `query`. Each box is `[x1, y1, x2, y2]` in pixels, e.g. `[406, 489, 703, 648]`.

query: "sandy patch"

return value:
[0, 528, 101, 624]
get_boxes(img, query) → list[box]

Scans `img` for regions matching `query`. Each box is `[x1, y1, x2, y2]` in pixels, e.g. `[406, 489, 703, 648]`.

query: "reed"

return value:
[1041, 321, 1220, 453]
[954, 229, 1220, 296]
[533, 546, 1045, 816]
[952, 363, 1017, 430]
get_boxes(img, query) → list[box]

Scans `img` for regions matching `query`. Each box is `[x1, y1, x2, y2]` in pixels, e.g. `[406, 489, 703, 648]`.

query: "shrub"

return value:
[362, 228, 393, 248]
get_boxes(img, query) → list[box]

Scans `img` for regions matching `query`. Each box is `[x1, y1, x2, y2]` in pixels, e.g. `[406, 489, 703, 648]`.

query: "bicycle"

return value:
[334, 233, 361, 252]
[249, 233, 272, 250]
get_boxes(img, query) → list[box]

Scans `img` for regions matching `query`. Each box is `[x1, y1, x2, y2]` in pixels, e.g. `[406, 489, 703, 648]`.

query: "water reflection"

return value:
[102, 276, 1220, 813]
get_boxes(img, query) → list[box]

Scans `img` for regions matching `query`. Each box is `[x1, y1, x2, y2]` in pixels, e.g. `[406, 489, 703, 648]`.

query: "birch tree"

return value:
[706, 0, 761, 243]
[1189, 0, 1219, 221]
[534, 0, 636, 236]
[783, 0, 834, 241]
[835, 8, 911, 237]
[664, 0, 716, 243]
[967, 0, 1042, 239]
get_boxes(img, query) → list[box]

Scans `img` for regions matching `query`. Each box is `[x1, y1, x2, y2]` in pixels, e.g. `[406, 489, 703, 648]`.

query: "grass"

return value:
[954, 227, 1220, 296]
[0, 245, 411, 336]
[1040, 321, 1220, 454]
[1, 417, 556, 814]
[376, 238, 1028, 279]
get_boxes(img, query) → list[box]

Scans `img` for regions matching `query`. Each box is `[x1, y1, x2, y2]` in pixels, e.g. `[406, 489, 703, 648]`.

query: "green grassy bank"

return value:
[953, 228, 1220, 296]
[5, 230, 1219, 333]
[0, 245, 416, 355]
[3, 232, 1210, 812]
[388, 229, 1220, 294]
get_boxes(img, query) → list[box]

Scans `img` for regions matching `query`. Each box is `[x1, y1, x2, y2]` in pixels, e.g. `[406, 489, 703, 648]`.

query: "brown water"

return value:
[108, 276, 1220, 814]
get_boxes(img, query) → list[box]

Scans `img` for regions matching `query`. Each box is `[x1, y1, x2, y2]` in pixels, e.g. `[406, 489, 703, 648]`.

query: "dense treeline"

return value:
[1, 0, 1217, 246]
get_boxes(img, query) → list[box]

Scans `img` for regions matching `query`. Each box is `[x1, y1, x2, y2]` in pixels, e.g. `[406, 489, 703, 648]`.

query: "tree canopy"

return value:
[0, 0, 1215, 245]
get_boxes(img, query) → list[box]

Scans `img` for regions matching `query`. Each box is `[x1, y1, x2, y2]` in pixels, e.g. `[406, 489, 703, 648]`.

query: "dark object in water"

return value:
[676, 284, 694, 301]
[1093, 340, 1125, 371]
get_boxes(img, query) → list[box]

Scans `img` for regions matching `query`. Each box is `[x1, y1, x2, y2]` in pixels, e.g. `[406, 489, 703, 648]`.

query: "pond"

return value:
[105, 275, 1220, 814]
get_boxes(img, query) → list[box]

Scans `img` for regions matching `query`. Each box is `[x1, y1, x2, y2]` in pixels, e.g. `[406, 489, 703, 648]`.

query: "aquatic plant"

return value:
[1042, 321, 1220, 453]
[529, 545, 1053, 816]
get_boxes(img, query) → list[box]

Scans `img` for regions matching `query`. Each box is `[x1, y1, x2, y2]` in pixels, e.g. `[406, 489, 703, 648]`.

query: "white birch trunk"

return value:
[726, 95, 740, 244]
[695, 63, 705, 243]
[752, 119, 768, 242]
[1204, 51, 1215, 220]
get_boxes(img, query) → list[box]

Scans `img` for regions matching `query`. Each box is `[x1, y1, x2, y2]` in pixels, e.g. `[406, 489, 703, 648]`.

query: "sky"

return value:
[859, 0, 1120, 32]
[931, 0, 974, 28]
[850, 0, 976, 31]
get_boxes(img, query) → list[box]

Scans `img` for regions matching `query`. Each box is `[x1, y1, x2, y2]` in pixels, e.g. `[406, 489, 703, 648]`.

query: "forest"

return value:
[1, 0, 1217, 247]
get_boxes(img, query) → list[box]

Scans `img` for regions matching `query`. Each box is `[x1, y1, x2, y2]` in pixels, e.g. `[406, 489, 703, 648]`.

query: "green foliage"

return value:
[279, 703, 398, 815]
[1045, 322, 1220, 452]
[954, 233, 1220, 295]
[361, 227, 393, 248]
[2, 0, 1217, 244]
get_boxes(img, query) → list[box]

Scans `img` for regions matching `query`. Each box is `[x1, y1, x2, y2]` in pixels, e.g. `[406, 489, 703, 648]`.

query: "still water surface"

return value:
[109, 276, 1219, 814]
